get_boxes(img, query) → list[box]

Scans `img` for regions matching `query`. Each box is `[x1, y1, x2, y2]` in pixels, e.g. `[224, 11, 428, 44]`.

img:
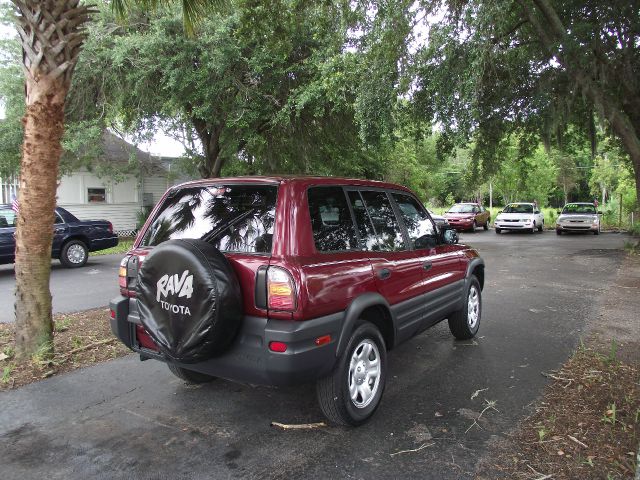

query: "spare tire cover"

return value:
[136, 239, 242, 363]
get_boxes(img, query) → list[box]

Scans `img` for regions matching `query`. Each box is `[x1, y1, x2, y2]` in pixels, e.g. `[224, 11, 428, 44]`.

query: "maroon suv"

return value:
[110, 177, 485, 425]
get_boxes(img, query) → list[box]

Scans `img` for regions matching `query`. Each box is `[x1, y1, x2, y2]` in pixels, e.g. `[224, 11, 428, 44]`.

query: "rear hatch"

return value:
[120, 183, 279, 340]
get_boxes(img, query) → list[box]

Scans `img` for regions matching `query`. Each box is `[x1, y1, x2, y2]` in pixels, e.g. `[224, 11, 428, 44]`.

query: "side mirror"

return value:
[534, 210, 540, 214]
[557, 210, 562, 214]
[497, 210, 502, 214]
[441, 225, 459, 244]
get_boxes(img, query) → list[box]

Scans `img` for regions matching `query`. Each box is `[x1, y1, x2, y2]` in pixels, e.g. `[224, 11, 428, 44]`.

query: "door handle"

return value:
[378, 268, 391, 280]
[423, 261, 432, 271]
[54, 228, 65, 234]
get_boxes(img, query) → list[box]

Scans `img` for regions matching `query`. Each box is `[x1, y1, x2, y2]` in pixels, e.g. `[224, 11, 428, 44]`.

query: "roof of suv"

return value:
[173, 176, 414, 194]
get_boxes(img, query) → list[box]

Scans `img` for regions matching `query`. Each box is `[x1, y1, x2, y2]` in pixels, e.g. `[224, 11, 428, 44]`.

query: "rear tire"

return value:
[59, 240, 88, 268]
[316, 322, 387, 426]
[168, 364, 216, 384]
[448, 276, 482, 340]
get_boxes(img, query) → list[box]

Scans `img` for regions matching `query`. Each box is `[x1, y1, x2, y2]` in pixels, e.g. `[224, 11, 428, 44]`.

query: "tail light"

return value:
[119, 256, 129, 293]
[267, 267, 296, 311]
[107, 221, 113, 234]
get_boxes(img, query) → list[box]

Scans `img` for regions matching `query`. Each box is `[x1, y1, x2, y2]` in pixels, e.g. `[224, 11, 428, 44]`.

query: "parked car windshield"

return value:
[503, 204, 533, 214]
[448, 204, 475, 213]
[140, 184, 277, 253]
[562, 203, 596, 214]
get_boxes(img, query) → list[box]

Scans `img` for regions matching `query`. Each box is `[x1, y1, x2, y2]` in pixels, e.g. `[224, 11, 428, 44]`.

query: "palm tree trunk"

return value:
[12, 0, 93, 359]
[14, 82, 66, 358]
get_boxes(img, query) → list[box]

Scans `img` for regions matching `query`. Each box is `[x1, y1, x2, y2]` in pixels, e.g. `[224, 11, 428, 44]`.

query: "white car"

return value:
[494, 203, 544, 233]
[556, 202, 601, 235]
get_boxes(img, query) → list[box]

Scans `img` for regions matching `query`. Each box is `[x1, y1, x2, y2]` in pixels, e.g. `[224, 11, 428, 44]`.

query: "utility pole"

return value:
[489, 181, 493, 210]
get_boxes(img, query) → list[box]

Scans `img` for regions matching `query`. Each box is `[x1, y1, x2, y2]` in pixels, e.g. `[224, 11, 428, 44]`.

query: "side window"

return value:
[54, 213, 64, 224]
[347, 191, 378, 250]
[0, 208, 16, 228]
[359, 190, 406, 251]
[307, 187, 358, 252]
[392, 193, 437, 250]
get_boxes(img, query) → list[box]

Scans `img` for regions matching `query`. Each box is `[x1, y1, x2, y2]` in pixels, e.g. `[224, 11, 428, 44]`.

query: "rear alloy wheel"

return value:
[316, 322, 386, 426]
[448, 276, 482, 340]
[60, 240, 88, 268]
[168, 364, 216, 384]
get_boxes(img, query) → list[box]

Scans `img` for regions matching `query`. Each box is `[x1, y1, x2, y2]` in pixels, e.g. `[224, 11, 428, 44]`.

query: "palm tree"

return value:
[10, 0, 218, 359]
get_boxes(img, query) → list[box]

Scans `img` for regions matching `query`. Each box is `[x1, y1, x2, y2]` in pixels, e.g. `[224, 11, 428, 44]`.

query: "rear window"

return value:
[140, 184, 277, 253]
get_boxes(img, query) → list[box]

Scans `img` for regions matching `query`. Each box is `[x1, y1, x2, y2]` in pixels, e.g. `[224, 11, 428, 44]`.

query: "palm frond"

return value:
[111, 0, 227, 35]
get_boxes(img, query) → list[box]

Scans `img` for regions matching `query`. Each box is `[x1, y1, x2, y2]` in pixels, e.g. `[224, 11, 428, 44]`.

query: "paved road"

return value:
[0, 231, 631, 479]
[0, 254, 123, 322]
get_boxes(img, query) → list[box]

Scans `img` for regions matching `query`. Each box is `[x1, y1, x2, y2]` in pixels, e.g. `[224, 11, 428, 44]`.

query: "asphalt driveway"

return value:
[0, 231, 631, 479]
[0, 254, 122, 322]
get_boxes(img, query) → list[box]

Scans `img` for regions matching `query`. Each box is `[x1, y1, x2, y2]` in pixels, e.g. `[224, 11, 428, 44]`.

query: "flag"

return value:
[11, 195, 19, 213]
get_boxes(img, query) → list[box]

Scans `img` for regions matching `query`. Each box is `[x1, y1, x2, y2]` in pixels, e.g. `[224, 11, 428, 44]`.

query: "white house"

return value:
[1, 132, 192, 235]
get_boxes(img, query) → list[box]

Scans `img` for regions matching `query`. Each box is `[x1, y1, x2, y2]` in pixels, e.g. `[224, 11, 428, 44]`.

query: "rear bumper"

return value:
[90, 235, 119, 252]
[109, 296, 341, 386]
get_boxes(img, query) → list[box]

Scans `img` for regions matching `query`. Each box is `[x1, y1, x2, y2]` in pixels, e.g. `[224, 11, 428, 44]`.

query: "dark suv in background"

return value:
[110, 177, 485, 425]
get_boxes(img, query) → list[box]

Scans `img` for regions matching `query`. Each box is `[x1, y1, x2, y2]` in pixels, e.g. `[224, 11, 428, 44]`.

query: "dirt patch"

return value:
[476, 346, 639, 479]
[0, 309, 130, 391]
[477, 253, 640, 479]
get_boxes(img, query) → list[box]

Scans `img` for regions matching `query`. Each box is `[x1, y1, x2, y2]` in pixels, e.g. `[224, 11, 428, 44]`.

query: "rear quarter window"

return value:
[307, 186, 358, 252]
[141, 184, 277, 253]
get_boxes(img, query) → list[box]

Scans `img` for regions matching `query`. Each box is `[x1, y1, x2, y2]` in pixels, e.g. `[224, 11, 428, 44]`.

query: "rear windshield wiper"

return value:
[200, 208, 257, 244]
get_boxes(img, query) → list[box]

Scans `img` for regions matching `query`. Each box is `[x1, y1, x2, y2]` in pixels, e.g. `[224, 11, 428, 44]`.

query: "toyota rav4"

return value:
[110, 177, 485, 426]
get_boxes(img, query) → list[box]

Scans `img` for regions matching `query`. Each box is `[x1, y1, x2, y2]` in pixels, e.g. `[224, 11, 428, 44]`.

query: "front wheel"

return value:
[483, 221, 489, 231]
[556, 229, 562, 235]
[316, 322, 387, 426]
[538, 221, 543, 232]
[448, 276, 482, 340]
[495, 227, 501, 234]
[59, 240, 88, 268]
[530, 222, 536, 234]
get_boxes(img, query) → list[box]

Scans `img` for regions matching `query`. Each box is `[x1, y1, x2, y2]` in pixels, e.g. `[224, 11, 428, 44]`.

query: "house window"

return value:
[88, 188, 106, 203]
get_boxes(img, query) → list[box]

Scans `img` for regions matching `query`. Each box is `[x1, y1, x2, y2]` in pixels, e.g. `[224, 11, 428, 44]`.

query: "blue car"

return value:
[0, 205, 118, 268]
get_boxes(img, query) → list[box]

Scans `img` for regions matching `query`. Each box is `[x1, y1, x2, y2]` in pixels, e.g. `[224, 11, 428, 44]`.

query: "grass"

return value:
[92, 238, 134, 256]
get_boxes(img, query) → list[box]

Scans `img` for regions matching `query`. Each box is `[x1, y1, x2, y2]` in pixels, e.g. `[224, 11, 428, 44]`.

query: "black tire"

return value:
[556, 229, 562, 235]
[594, 228, 599, 235]
[59, 240, 88, 268]
[136, 239, 242, 363]
[448, 276, 482, 340]
[168, 364, 216, 384]
[483, 221, 489, 231]
[538, 221, 543, 232]
[530, 222, 536, 234]
[316, 322, 387, 426]
[495, 227, 501, 234]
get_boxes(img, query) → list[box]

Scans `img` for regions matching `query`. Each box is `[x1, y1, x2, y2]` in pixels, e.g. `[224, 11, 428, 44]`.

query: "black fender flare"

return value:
[335, 292, 394, 358]
[465, 256, 485, 290]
